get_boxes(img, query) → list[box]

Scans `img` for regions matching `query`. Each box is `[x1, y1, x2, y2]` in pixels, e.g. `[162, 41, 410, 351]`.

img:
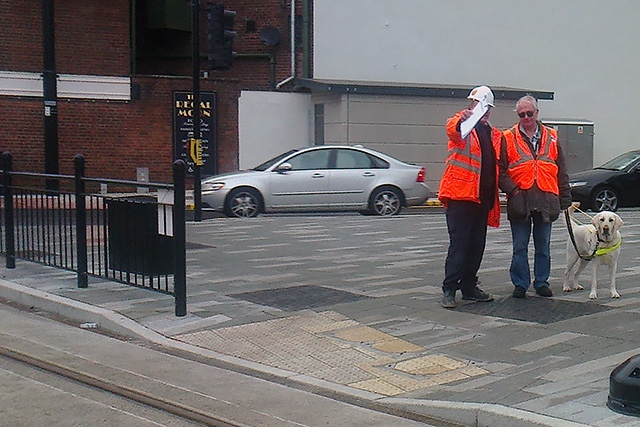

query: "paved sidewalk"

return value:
[0, 303, 445, 427]
[2, 210, 640, 426]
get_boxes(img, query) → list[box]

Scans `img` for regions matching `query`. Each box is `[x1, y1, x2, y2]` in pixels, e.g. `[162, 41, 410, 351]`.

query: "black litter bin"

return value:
[607, 354, 640, 416]
[107, 196, 173, 276]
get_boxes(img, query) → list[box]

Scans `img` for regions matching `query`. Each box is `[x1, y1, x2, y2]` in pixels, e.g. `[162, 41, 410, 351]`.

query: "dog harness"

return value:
[595, 236, 622, 257]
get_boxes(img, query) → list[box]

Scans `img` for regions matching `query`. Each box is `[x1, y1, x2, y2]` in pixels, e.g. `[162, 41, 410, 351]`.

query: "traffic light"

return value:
[207, 3, 236, 70]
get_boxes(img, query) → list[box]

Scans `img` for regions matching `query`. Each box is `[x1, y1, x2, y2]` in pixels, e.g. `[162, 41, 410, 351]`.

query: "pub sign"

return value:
[173, 91, 216, 175]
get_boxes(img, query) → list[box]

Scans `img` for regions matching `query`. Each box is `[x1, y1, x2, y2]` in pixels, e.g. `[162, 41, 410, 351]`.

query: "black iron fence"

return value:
[0, 152, 187, 316]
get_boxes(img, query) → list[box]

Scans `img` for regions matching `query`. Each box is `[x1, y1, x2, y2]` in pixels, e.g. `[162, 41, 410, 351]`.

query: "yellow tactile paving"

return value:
[377, 373, 434, 393]
[394, 354, 466, 375]
[354, 352, 396, 367]
[349, 378, 406, 396]
[317, 347, 379, 366]
[458, 365, 490, 377]
[300, 319, 360, 334]
[175, 311, 489, 397]
[313, 365, 376, 385]
[371, 338, 424, 353]
[268, 354, 333, 373]
[334, 326, 395, 343]
[359, 365, 432, 392]
[396, 362, 450, 375]
[333, 326, 424, 353]
[430, 370, 472, 385]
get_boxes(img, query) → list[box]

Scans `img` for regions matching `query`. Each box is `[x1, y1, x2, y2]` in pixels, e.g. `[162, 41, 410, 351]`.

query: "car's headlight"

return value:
[569, 181, 588, 188]
[202, 182, 225, 192]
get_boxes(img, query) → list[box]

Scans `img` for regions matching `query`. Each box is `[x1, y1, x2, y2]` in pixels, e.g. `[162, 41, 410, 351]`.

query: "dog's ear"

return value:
[591, 213, 603, 228]
[615, 214, 623, 229]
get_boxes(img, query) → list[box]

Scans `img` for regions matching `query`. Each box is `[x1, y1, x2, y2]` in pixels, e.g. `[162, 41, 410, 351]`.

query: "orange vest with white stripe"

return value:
[438, 112, 502, 227]
[503, 124, 560, 195]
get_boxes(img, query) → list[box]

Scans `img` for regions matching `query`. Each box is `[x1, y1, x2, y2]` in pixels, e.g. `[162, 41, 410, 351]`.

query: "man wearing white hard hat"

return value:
[437, 86, 503, 309]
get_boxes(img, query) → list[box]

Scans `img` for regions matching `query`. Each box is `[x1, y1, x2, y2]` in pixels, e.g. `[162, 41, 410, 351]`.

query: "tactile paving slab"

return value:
[456, 296, 613, 324]
[231, 285, 370, 311]
[173, 310, 492, 396]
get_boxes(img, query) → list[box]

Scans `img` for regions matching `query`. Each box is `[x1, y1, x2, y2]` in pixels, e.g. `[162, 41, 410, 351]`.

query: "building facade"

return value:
[2, 1, 607, 192]
[0, 0, 308, 181]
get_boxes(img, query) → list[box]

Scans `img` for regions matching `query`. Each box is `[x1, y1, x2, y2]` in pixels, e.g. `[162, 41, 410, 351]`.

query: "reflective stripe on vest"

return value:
[447, 144, 481, 173]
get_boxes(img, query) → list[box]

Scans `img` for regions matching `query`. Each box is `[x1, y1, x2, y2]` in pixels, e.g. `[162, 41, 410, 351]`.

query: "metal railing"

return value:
[1, 152, 187, 316]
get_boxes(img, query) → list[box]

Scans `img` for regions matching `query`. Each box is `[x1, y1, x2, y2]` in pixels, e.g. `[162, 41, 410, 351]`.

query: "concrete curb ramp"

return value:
[0, 279, 593, 427]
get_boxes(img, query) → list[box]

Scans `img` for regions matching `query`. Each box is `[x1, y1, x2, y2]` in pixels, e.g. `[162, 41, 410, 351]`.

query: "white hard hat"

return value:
[468, 85, 495, 107]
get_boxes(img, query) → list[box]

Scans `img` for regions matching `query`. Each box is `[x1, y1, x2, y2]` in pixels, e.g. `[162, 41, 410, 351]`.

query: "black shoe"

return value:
[441, 293, 456, 309]
[512, 287, 527, 298]
[462, 286, 494, 302]
[536, 286, 553, 297]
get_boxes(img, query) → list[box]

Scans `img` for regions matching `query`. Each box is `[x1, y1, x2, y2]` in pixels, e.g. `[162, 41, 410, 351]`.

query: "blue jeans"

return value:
[509, 213, 552, 290]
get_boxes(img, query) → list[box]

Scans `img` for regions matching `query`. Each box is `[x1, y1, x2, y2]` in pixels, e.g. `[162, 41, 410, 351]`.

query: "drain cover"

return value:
[456, 296, 612, 324]
[231, 285, 370, 311]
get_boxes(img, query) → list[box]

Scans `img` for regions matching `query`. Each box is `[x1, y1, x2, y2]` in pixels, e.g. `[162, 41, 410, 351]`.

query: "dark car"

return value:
[569, 150, 640, 212]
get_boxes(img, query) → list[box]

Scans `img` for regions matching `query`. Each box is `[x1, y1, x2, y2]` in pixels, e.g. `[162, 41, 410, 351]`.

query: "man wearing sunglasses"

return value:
[499, 95, 572, 299]
[438, 86, 503, 308]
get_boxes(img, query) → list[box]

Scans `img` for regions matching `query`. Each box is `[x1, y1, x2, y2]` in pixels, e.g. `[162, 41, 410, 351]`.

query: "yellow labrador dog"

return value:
[563, 203, 623, 299]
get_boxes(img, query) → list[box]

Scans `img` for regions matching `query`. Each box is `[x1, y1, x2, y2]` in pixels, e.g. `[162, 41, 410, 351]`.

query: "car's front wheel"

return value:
[590, 186, 619, 212]
[369, 186, 402, 216]
[224, 188, 262, 218]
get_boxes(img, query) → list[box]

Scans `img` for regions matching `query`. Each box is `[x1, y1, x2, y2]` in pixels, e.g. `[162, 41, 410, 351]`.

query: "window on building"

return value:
[133, 0, 192, 75]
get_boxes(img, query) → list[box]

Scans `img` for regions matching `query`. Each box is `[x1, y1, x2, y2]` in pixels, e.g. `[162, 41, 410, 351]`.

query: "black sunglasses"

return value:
[518, 111, 535, 118]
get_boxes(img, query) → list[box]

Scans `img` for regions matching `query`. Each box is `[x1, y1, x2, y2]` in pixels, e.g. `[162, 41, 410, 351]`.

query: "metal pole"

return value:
[173, 160, 187, 317]
[74, 155, 88, 288]
[192, 0, 202, 222]
[2, 152, 15, 269]
[42, 0, 59, 191]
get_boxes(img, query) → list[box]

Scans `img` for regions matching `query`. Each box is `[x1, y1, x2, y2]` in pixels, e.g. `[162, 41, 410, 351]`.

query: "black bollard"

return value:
[608, 354, 640, 416]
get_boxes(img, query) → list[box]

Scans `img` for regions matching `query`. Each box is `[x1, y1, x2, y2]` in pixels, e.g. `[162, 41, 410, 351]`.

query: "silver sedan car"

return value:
[201, 145, 432, 217]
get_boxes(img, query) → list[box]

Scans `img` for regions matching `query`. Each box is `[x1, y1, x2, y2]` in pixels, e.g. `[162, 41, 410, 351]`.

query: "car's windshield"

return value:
[252, 149, 299, 171]
[597, 151, 640, 171]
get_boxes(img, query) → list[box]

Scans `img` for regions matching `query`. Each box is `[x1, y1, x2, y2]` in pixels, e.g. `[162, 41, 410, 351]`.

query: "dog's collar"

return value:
[594, 236, 621, 257]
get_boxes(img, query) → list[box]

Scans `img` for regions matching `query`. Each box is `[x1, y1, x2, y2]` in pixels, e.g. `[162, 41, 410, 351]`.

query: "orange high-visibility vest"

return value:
[503, 124, 560, 195]
[438, 112, 502, 227]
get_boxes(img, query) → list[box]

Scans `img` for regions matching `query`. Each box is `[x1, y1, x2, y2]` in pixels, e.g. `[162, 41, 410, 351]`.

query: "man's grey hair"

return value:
[515, 95, 538, 111]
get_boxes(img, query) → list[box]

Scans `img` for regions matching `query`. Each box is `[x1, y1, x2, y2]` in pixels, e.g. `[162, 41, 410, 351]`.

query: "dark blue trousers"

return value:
[443, 200, 490, 295]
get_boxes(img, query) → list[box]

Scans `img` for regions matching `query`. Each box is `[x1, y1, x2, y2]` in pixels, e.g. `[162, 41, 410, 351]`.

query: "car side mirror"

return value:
[277, 162, 292, 172]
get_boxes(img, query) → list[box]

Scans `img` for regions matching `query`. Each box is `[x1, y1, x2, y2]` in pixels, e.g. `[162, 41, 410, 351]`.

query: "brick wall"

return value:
[0, 0, 307, 181]
[0, 1, 43, 72]
[0, 0, 129, 75]
[0, 76, 240, 182]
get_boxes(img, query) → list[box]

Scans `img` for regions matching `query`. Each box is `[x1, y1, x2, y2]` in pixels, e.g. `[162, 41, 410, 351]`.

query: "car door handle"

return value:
[311, 173, 325, 178]
[362, 172, 375, 177]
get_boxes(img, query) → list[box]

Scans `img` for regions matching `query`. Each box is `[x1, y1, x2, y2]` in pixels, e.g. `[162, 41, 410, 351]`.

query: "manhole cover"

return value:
[456, 296, 613, 324]
[231, 285, 370, 311]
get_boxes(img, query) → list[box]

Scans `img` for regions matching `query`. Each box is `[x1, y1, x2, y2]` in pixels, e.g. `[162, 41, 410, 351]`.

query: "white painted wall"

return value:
[238, 91, 312, 169]
[313, 0, 639, 165]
